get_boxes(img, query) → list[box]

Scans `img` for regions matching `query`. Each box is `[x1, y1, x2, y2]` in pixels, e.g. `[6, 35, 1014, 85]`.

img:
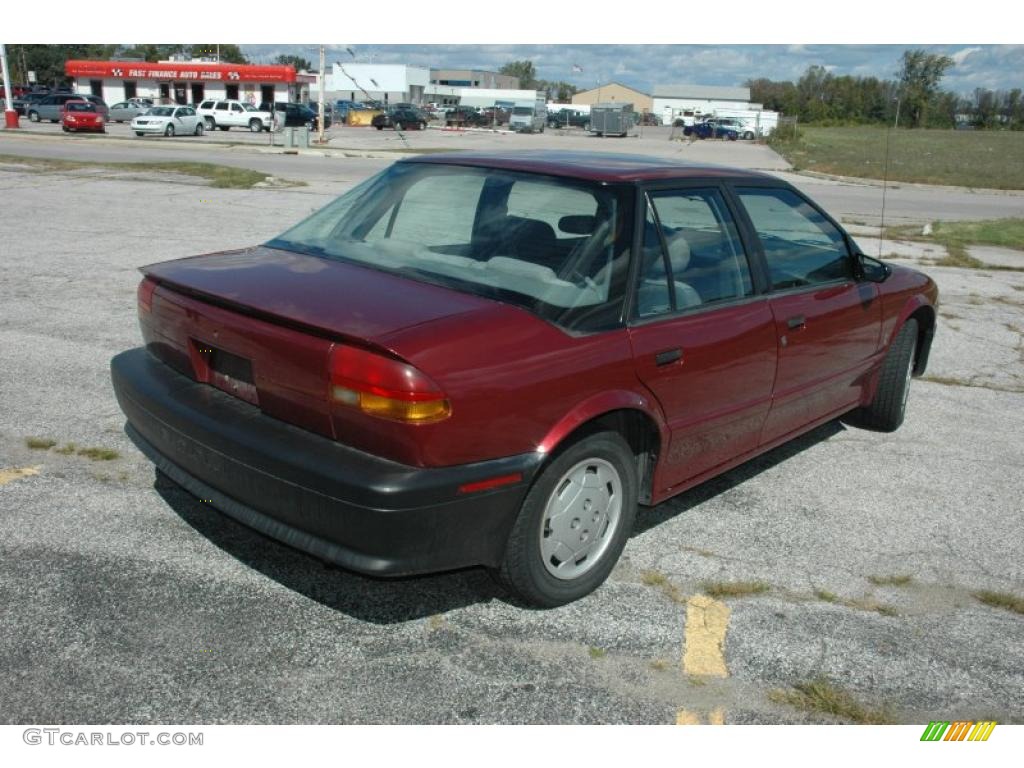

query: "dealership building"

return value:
[64, 59, 315, 106]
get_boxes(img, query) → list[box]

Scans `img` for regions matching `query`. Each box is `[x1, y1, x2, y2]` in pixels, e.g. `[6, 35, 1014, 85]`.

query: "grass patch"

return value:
[53, 443, 77, 455]
[76, 447, 120, 461]
[0, 153, 293, 189]
[884, 218, 1024, 268]
[25, 437, 56, 450]
[640, 570, 668, 587]
[769, 127, 1024, 190]
[815, 590, 898, 615]
[649, 659, 670, 672]
[768, 678, 894, 724]
[702, 580, 770, 599]
[974, 590, 1024, 615]
[868, 574, 913, 587]
[588, 647, 607, 659]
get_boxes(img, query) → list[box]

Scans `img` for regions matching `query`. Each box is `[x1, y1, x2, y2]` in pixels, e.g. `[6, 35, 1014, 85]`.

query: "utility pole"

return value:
[1, 43, 18, 129]
[318, 44, 326, 144]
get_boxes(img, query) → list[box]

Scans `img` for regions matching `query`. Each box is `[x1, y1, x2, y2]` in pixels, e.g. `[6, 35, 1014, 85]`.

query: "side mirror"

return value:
[857, 253, 891, 283]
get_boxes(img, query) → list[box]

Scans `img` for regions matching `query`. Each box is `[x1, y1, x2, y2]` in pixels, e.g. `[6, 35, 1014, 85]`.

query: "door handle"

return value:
[786, 315, 806, 330]
[655, 349, 683, 367]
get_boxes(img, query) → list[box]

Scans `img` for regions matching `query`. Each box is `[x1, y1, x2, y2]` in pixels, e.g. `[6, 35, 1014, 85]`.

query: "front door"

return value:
[191, 83, 204, 104]
[260, 84, 275, 107]
[173, 83, 187, 104]
[732, 186, 882, 445]
[159, 83, 170, 103]
[628, 186, 777, 493]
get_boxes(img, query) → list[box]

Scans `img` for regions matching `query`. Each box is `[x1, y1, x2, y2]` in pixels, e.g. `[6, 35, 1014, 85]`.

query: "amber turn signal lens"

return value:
[358, 392, 451, 423]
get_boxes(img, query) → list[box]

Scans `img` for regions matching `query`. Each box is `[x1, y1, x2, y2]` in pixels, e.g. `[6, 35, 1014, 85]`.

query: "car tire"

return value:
[395, 122, 403, 131]
[583, 123, 590, 132]
[194, 123, 204, 136]
[165, 124, 175, 137]
[848, 319, 919, 432]
[249, 119, 263, 132]
[28, 110, 40, 122]
[743, 131, 754, 140]
[61, 126, 68, 132]
[135, 131, 144, 137]
[218, 126, 229, 131]
[204, 117, 215, 130]
[375, 125, 383, 131]
[494, 430, 638, 607]
[420, 122, 427, 130]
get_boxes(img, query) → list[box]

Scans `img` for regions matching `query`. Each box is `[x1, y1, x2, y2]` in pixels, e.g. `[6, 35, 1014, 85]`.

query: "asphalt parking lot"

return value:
[0, 128, 1022, 724]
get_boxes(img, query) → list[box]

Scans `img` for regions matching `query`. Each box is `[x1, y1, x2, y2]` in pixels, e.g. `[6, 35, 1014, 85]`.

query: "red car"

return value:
[111, 151, 938, 606]
[61, 99, 106, 133]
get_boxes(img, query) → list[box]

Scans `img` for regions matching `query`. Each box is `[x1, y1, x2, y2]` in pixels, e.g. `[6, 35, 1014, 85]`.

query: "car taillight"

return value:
[138, 278, 157, 314]
[328, 344, 450, 424]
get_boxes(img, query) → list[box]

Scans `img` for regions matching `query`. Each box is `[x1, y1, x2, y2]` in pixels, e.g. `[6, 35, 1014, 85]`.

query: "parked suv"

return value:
[371, 107, 428, 131]
[196, 100, 274, 132]
[548, 109, 590, 130]
[28, 93, 107, 123]
[260, 102, 331, 130]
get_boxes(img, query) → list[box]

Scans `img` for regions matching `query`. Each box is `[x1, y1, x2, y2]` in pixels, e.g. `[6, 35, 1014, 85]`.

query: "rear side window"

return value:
[214, 101, 228, 110]
[368, 172, 486, 248]
[636, 188, 751, 317]
[736, 187, 852, 289]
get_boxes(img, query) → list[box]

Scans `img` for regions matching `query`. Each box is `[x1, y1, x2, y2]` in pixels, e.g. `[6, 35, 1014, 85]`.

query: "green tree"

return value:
[896, 49, 954, 128]
[499, 60, 537, 90]
[189, 44, 248, 64]
[274, 54, 312, 72]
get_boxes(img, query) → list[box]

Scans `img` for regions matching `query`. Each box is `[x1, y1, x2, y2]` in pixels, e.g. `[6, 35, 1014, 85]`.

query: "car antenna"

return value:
[878, 94, 901, 259]
[337, 50, 411, 149]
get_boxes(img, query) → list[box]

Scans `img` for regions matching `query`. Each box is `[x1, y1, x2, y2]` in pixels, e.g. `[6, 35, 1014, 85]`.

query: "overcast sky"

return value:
[240, 44, 1022, 95]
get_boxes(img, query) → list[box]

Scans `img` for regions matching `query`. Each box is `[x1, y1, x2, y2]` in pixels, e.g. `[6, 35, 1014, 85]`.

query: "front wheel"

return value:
[394, 121, 403, 131]
[28, 111, 40, 122]
[204, 117, 215, 130]
[194, 122, 204, 136]
[494, 431, 638, 607]
[848, 319, 919, 432]
[165, 124, 175, 137]
[135, 131, 144, 136]
[249, 119, 263, 133]
[743, 131, 754, 140]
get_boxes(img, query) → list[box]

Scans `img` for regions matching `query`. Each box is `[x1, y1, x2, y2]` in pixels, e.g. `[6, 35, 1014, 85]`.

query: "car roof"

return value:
[401, 150, 778, 184]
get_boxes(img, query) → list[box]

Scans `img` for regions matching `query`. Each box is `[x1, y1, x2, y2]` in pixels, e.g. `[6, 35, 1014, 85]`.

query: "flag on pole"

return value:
[572, 64, 583, 73]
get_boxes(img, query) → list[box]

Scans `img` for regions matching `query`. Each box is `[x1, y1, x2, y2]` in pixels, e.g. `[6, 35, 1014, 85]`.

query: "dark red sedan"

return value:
[61, 99, 106, 133]
[111, 151, 938, 606]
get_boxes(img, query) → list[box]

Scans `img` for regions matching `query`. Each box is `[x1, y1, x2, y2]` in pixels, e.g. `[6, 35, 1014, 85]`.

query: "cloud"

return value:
[951, 46, 982, 66]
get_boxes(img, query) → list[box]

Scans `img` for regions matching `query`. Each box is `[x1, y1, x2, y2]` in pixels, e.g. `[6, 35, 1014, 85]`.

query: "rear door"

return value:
[731, 185, 882, 445]
[628, 185, 777, 493]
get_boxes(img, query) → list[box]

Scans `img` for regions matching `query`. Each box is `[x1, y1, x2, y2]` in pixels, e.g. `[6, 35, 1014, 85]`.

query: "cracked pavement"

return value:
[0, 137, 1022, 724]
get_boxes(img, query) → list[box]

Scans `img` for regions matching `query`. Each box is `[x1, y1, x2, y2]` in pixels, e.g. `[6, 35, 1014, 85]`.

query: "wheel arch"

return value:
[537, 393, 667, 506]
[889, 297, 936, 376]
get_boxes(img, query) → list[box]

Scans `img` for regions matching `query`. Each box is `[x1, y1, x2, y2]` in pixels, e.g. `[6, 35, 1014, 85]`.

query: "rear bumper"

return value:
[111, 347, 543, 576]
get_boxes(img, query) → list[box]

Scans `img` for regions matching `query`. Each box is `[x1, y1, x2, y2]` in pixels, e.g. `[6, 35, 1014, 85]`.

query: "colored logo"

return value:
[921, 721, 997, 741]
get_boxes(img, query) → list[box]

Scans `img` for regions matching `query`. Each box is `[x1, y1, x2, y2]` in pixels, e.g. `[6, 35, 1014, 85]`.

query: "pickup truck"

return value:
[547, 109, 590, 130]
[196, 99, 275, 132]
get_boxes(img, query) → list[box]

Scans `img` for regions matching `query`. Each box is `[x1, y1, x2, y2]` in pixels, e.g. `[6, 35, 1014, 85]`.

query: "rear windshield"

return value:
[65, 102, 96, 112]
[267, 163, 634, 332]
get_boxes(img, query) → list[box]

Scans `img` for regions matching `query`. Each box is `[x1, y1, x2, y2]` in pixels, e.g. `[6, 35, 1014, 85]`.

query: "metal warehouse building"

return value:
[572, 82, 652, 112]
[652, 84, 757, 125]
[65, 60, 315, 107]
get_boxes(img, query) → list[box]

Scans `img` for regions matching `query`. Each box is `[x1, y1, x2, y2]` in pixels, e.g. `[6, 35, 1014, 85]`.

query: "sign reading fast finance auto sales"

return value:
[63, 60, 300, 83]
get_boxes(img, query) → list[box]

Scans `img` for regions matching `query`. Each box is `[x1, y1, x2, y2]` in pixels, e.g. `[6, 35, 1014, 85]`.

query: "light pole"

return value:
[1, 43, 18, 129]
[317, 44, 325, 144]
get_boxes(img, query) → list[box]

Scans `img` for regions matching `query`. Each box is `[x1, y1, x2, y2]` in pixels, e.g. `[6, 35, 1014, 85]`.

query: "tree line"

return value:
[747, 50, 1023, 130]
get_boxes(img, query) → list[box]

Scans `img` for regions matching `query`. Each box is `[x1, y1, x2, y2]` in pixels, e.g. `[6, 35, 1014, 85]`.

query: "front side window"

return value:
[267, 163, 633, 332]
[635, 188, 752, 318]
[737, 187, 852, 290]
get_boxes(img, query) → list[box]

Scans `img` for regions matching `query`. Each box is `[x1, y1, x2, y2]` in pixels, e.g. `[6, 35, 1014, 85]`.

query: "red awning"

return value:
[65, 60, 300, 84]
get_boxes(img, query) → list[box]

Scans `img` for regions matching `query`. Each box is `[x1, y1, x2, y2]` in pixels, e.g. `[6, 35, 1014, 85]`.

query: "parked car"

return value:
[444, 106, 486, 127]
[110, 151, 938, 607]
[683, 120, 739, 141]
[107, 101, 148, 123]
[12, 91, 50, 116]
[196, 99, 274, 132]
[27, 93, 107, 123]
[60, 100, 105, 133]
[547, 108, 589, 130]
[130, 105, 204, 137]
[260, 101, 331, 130]
[478, 107, 510, 125]
[371, 107, 428, 131]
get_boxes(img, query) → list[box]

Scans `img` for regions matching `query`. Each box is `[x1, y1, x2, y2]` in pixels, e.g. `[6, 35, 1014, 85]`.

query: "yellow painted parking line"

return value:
[682, 594, 730, 678]
[675, 709, 701, 725]
[0, 466, 41, 486]
[674, 708, 727, 725]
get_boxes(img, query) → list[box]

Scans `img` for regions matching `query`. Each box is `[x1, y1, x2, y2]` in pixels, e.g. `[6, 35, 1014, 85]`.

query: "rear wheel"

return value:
[218, 125, 229, 131]
[494, 431, 637, 607]
[743, 131, 754, 140]
[164, 124, 175, 137]
[204, 116, 215, 130]
[849, 319, 918, 432]
[194, 122, 204, 136]
[394, 121, 404, 131]
[28, 110, 40, 122]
